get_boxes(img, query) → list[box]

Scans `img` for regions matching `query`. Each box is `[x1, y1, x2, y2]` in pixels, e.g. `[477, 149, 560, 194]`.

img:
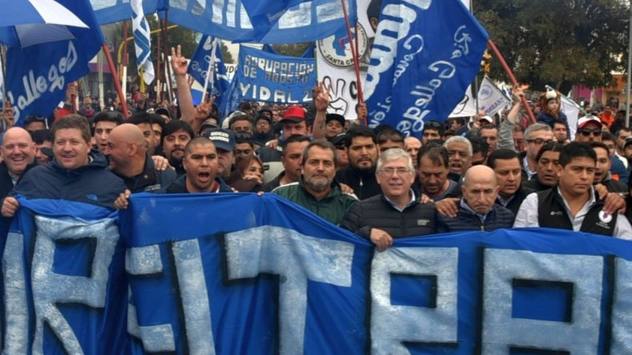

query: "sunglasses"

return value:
[526, 138, 553, 145]
[579, 129, 601, 137]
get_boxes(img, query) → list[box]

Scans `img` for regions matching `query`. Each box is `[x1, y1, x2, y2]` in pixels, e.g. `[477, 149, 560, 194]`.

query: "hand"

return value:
[114, 190, 131, 210]
[151, 155, 171, 171]
[420, 193, 434, 204]
[170, 45, 188, 76]
[370, 228, 393, 252]
[314, 82, 330, 113]
[1, 197, 19, 218]
[243, 171, 263, 185]
[602, 192, 626, 216]
[512, 84, 529, 99]
[339, 183, 355, 195]
[435, 197, 459, 218]
[266, 139, 279, 150]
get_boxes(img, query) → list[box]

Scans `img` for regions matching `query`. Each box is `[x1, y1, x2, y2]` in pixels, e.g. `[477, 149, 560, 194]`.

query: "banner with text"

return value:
[477, 76, 512, 117]
[366, 0, 488, 137]
[224, 46, 316, 112]
[4, 193, 632, 353]
[5, 0, 103, 125]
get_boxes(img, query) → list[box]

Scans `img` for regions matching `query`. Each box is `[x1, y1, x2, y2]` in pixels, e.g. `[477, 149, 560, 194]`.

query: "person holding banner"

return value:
[342, 148, 438, 251]
[1, 115, 126, 217]
[273, 140, 356, 225]
[514, 142, 632, 238]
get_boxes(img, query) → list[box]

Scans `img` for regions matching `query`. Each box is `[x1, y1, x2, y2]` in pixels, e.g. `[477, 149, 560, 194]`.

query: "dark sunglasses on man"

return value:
[578, 128, 601, 137]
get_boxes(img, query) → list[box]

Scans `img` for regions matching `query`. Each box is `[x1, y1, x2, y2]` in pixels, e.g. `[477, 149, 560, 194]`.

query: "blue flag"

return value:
[4, 193, 632, 353]
[223, 46, 316, 114]
[90, 0, 356, 44]
[5, 0, 103, 125]
[187, 35, 231, 108]
[365, 0, 488, 137]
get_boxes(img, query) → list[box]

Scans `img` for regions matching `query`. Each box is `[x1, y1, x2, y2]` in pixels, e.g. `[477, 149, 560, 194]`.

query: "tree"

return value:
[476, 0, 629, 91]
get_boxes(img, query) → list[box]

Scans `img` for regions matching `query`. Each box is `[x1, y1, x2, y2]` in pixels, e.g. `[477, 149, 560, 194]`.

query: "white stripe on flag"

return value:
[131, 0, 155, 85]
[29, 0, 88, 28]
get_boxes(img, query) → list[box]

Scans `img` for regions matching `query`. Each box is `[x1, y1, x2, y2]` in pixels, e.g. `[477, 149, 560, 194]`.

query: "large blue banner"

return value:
[4, 192, 632, 353]
[4, 0, 103, 125]
[223, 46, 316, 113]
[90, 0, 356, 44]
[365, 0, 489, 137]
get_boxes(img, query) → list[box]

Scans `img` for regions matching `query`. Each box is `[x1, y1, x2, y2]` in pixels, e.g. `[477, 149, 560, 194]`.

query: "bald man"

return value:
[0, 127, 37, 200]
[108, 124, 176, 194]
[437, 165, 515, 232]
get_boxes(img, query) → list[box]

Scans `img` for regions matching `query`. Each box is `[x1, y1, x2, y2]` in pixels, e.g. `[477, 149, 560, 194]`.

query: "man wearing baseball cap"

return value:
[575, 115, 603, 143]
[203, 128, 236, 180]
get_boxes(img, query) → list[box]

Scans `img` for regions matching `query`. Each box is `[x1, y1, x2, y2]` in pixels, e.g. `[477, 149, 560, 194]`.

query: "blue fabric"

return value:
[365, 0, 488, 137]
[3, 0, 103, 125]
[222, 46, 316, 114]
[187, 35, 230, 108]
[3, 193, 632, 353]
[90, 0, 355, 44]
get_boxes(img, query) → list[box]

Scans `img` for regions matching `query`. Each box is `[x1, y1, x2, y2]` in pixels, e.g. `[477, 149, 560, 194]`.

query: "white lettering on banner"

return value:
[392, 35, 425, 86]
[224, 226, 354, 355]
[611, 258, 632, 353]
[371, 247, 458, 353]
[482, 249, 602, 353]
[7, 41, 78, 123]
[364, 0, 432, 99]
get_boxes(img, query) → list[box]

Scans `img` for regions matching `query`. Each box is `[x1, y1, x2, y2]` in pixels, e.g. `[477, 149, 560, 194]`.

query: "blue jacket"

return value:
[438, 200, 514, 232]
[13, 150, 125, 208]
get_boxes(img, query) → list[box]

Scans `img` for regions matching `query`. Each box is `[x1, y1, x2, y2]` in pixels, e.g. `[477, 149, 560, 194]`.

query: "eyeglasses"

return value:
[579, 129, 601, 137]
[526, 138, 553, 145]
[380, 167, 413, 176]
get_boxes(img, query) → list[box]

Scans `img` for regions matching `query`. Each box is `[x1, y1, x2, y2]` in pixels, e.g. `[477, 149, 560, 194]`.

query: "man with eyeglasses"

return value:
[342, 148, 438, 251]
[575, 116, 603, 143]
[523, 123, 554, 180]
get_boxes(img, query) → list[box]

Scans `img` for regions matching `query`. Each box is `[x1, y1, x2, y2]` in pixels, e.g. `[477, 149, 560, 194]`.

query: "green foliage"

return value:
[269, 43, 312, 57]
[476, 0, 629, 90]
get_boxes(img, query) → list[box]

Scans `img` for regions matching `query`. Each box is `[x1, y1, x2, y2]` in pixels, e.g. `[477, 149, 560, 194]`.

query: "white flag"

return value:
[477, 76, 512, 117]
[449, 86, 477, 118]
[131, 0, 155, 85]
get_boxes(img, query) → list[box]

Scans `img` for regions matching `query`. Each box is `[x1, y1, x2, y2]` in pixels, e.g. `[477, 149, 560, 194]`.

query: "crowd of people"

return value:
[0, 46, 631, 249]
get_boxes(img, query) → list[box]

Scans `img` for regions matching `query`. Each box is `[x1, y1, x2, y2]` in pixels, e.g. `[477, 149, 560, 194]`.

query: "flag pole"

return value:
[340, 0, 366, 125]
[0, 45, 6, 103]
[102, 44, 129, 118]
[626, 1, 632, 128]
[202, 38, 218, 101]
[487, 40, 536, 125]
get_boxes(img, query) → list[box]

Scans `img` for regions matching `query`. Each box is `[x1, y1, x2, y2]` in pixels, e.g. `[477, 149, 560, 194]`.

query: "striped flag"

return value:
[131, 0, 154, 85]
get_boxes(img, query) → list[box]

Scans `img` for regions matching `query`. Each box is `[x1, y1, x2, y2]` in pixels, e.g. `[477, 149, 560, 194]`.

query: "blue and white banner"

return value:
[223, 46, 316, 113]
[5, 0, 103, 125]
[366, 0, 488, 137]
[131, 0, 155, 85]
[188, 35, 231, 108]
[90, 0, 356, 44]
[5, 193, 632, 353]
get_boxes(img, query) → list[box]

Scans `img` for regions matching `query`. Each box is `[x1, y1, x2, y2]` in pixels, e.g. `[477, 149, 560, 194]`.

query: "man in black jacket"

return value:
[0, 127, 37, 201]
[342, 148, 438, 251]
[166, 138, 233, 193]
[336, 125, 381, 200]
[438, 165, 514, 232]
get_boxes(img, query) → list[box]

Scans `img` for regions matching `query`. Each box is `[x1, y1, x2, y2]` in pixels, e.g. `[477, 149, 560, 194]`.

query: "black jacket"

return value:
[497, 186, 534, 216]
[0, 161, 35, 201]
[115, 155, 177, 193]
[342, 194, 438, 238]
[523, 174, 553, 192]
[335, 166, 381, 200]
[13, 150, 125, 208]
[438, 201, 514, 232]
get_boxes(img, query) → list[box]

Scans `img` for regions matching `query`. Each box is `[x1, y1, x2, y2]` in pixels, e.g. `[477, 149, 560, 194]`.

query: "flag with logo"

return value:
[477, 76, 512, 117]
[187, 35, 231, 108]
[131, 0, 155, 85]
[365, 0, 488, 137]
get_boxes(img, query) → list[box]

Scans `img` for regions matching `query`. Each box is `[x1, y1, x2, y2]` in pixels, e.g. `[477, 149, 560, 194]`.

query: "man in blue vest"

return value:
[514, 142, 632, 239]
